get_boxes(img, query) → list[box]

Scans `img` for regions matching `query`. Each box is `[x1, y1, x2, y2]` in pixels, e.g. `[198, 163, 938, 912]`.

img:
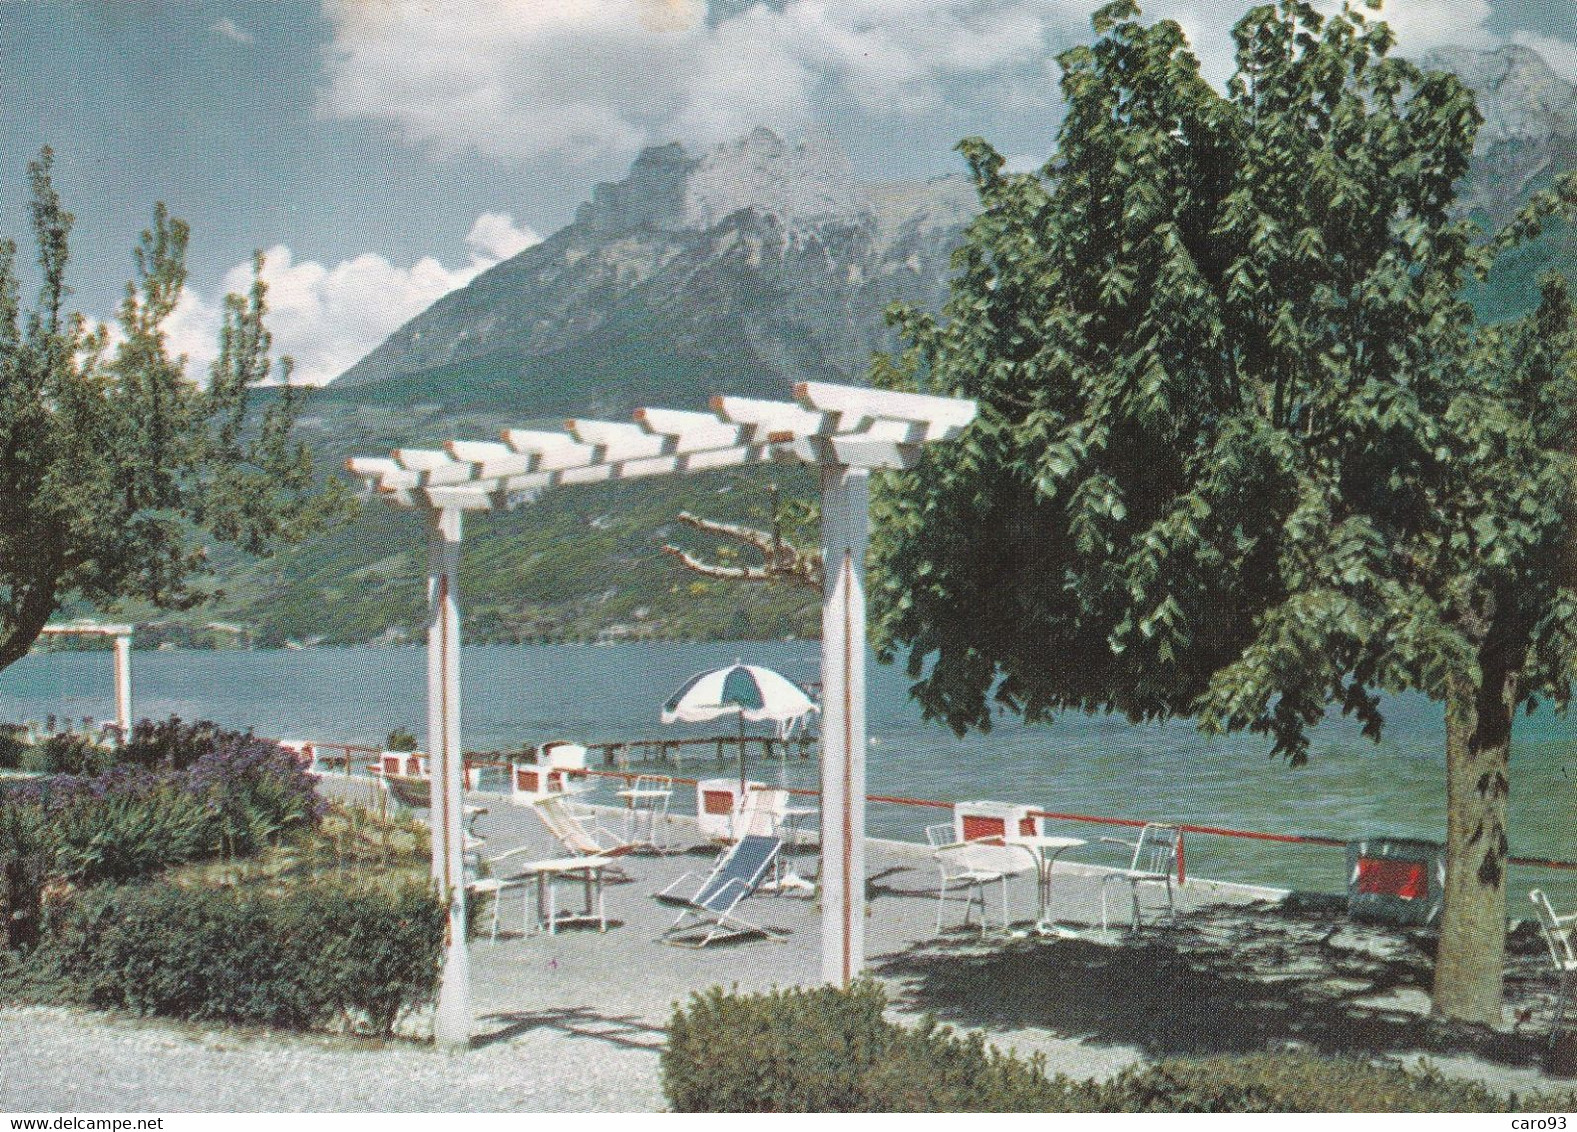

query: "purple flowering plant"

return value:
[1, 720, 325, 885]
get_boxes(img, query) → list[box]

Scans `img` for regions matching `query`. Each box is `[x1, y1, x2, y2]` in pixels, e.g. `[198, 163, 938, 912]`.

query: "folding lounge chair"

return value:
[655, 834, 787, 947]
[1531, 888, 1577, 1051]
[532, 793, 636, 859]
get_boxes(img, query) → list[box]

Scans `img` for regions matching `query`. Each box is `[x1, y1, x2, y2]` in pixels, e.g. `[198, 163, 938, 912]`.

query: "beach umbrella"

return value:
[661, 661, 818, 791]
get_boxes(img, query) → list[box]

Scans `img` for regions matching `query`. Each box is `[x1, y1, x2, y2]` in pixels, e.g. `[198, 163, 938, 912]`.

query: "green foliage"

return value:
[19, 732, 114, 776]
[1083, 1054, 1574, 1113]
[119, 716, 244, 770]
[384, 728, 419, 753]
[869, 0, 1577, 1024]
[0, 149, 347, 675]
[43, 785, 214, 885]
[5, 724, 324, 887]
[45, 877, 445, 1035]
[0, 725, 27, 769]
[662, 980, 1065, 1112]
[0, 803, 47, 952]
[661, 984, 1576, 1113]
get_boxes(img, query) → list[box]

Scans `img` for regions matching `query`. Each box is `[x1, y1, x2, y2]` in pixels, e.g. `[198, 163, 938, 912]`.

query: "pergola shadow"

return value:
[873, 905, 1555, 1070]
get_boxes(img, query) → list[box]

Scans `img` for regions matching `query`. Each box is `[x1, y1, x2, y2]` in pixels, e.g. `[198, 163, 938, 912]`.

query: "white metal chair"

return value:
[1531, 889, 1577, 1048]
[619, 774, 674, 852]
[464, 844, 537, 942]
[928, 822, 1026, 934]
[1099, 823, 1182, 931]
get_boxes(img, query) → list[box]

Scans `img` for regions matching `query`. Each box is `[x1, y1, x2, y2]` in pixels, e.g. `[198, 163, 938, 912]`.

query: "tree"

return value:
[662, 482, 823, 590]
[870, 0, 1576, 1024]
[0, 149, 344, 673]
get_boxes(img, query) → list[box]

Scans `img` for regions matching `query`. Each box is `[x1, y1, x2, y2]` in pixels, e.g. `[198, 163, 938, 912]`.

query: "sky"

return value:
[1, 0, 1574, 386]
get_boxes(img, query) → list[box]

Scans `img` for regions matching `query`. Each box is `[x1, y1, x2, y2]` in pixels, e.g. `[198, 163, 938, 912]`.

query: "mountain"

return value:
[327, 128, 976, 422]
[149, 46, 1577, 650]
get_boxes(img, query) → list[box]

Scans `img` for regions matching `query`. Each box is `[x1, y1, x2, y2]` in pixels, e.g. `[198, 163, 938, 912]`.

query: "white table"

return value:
[523, 855, 612, 935]
[1010, 835, 1087, 937]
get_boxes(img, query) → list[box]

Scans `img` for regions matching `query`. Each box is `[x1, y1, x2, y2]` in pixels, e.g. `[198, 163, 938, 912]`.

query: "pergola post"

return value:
[112, 632, 132, 736]
[426, 505, 470, 1050]
[819, 464, 869, 986]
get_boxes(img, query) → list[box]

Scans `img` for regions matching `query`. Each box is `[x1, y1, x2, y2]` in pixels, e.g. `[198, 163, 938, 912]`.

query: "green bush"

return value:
[662, 981, 1065, 1112]
[21, 732, 114, 777]
[0, 725, 28, 769]
[0, 804, 48, 951]
[384, 728, 419, 753]
[47, 877, 446, 1035]
[662, 984, 1577, 1113]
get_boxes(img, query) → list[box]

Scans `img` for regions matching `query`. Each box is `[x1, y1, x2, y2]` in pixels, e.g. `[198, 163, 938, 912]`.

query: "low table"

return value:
[765, 805, 819, 896]
[524, 855, 612, 935]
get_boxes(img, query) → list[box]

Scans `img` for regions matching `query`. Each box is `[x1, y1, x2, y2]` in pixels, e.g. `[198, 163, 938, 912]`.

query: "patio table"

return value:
[524, 855, 613, 935]
[1011, 835, 1087, 937]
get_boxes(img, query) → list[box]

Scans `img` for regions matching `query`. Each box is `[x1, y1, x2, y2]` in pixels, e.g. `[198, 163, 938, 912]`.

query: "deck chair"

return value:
[532, 794, 636, 864]
[655, 834, 786, 947]
[1531, 889, 1577, 1049]
[1099, 823, 1182, 931]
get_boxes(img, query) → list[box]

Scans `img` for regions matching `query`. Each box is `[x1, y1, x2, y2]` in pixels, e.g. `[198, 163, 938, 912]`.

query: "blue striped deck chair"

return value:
[655, 834, 787, 948]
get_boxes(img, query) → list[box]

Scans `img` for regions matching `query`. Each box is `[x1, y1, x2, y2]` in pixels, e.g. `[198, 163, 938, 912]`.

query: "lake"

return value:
[2, 640, 1572, 907]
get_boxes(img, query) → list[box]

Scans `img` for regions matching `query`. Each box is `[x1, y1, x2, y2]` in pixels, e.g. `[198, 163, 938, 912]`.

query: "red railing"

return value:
[307, 744, 1577, 880]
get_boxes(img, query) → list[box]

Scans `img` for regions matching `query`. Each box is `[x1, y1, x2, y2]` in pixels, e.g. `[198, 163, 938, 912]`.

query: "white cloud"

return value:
[317, 1, 1506, 171]
[212, 18, 254, 44]
[318, 0, 1082, 164]
[162, 213, 541, 386]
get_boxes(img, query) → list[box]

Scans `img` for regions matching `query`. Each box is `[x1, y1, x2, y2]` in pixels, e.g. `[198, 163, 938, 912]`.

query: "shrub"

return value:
[384, 728, 419, 753]
[662, 981, 1066, 1112]
[7, 734, 324, 885]
[0, 804, 48, 951]
[1083, 1054, 1577, 1113]
[662, 984, 1577, 1113]
[0, 725, 28, 769]
[119, 717, 242, 771]
[20, 732, 114, 777]
[47, 876, 446, 1035]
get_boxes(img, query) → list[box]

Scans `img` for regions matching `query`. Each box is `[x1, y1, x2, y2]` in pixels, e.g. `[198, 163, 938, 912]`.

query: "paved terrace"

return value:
[313, 776, 1568, 1105]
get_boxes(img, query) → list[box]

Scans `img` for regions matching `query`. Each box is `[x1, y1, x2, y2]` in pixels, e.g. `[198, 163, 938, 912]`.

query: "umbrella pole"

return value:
[737, 713, 747, 796]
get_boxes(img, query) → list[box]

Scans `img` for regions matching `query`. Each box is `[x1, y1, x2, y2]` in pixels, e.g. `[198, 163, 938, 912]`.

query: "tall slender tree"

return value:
[0, 149, 344, 672]
[871, 1, 1576, 1023]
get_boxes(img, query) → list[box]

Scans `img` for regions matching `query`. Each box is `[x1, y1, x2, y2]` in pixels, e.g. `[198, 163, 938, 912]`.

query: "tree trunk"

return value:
[1433, 671, 1514, 1025]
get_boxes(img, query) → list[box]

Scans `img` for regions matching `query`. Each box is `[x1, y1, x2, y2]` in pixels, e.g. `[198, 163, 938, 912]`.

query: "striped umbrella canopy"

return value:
[662, 661, 818, 791]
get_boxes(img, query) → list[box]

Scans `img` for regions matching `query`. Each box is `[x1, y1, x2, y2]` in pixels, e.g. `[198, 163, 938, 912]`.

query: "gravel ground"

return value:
[0, 1005, 664, 1113]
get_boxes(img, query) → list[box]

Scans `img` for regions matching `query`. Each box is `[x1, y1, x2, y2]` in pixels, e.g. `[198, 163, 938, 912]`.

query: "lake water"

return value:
[3, 640, 1573, 907]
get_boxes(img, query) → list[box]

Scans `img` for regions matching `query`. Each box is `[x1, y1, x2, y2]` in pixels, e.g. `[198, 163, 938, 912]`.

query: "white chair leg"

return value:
[1000, 877, 1009, 930]
[1101, 884, 1110, 932]
[489, 891, 501, 943]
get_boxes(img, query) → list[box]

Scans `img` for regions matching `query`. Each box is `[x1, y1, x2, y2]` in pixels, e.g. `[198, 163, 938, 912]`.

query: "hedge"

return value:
[45, 877, 446, 1036]
[662, 982, 1577, 1113]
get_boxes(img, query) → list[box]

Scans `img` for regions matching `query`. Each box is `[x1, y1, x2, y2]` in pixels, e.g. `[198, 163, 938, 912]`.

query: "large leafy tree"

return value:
[871, 1, 1576, 1024]
[0, 150, 342, 672]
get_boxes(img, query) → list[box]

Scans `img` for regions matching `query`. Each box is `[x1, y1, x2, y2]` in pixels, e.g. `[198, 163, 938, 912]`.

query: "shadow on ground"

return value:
[873, 902, 1556, 1070]
[475, 1006, 666, 1052]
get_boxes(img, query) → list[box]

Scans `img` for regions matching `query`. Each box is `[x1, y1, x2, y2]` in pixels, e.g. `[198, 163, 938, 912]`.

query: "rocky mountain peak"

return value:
[573, 127, 868, 238]
[1425, 44, 1577, 148]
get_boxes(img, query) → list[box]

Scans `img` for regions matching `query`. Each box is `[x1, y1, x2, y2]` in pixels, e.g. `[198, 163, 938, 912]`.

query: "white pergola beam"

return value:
[711, 394, 834, 439]
[796, 380, 978, 438]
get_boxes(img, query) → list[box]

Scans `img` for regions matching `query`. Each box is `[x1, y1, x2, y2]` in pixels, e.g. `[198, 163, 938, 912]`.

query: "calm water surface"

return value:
[3, 641, 1572, 905]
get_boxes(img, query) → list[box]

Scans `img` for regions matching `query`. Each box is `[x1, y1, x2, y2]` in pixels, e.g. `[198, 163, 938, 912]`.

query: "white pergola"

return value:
[38, 621, 134, 735]
[348, 379, 977, 1050]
